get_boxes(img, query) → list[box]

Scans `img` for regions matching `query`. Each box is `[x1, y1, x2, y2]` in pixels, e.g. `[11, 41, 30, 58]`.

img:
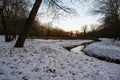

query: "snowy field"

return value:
[0, 36, 120, 80]
[84, 38, 120, 60]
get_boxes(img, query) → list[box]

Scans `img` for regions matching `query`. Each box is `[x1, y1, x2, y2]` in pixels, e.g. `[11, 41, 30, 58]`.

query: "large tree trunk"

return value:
[14, 0, 42, 47]
[1, 12, 9, 42]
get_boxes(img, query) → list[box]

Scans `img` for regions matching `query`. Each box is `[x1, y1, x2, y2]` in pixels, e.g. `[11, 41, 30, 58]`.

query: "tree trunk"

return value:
[1, 12, 9, 42]
[14, 0, 42, 47]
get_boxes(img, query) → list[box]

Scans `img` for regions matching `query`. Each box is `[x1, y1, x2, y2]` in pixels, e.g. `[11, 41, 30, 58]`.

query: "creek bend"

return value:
[65, 43, 120, 65]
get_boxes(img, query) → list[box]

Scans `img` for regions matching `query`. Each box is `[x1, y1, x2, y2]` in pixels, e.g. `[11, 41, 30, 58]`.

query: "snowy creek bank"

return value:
[68, 40, 120, 64]
[84, 39, 120, 64]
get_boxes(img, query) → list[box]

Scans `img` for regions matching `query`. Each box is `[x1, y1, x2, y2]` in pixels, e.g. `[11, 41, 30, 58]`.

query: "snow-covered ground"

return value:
[84, 38, 120, 60]
[0, 36, 120, 80]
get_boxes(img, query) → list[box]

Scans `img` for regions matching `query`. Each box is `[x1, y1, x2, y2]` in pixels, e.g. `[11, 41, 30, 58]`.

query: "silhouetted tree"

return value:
[0, 0, 10, 42]
[6, 0, 30, 40]
[90, 24, 97, 36]
[91, 0, 120, 38]
[81, 25, 87, 37]
[0, 0, 30, 42]
[14, 0, 42, 47]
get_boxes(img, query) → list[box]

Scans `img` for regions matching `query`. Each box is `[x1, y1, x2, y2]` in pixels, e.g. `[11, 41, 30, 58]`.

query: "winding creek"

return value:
[68, 43, 120, 64]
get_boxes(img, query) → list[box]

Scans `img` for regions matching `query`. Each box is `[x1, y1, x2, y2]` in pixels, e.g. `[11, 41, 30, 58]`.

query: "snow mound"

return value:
[84, 38, 120, 60]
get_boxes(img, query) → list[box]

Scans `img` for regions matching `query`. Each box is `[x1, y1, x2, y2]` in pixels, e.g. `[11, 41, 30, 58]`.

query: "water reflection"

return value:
[70, 45, 84, 53]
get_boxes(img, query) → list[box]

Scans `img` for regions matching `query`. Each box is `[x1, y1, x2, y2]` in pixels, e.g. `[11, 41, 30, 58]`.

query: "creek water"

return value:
[70, 45, 85, 53]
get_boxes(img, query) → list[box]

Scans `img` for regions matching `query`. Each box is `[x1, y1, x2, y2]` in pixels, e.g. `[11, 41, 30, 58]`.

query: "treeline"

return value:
[29, 20, 70, 39]
[80, 22, 120, 39]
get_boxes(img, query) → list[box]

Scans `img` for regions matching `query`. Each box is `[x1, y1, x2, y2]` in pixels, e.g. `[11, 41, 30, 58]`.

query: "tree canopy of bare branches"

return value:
[15, 0, 85, 47]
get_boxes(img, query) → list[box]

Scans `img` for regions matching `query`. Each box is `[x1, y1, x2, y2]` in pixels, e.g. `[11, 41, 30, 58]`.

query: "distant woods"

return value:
[29, 20, 71, 39]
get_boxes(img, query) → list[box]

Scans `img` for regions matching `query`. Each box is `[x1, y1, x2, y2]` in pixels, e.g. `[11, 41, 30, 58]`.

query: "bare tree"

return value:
[91, 0, 120, 38]
[15, 0, 42, 47]
[0, 0, 30, 42]
[90, 24, 97, 36]
[5, 0, 30, 40]
[15, 0, 84, 47]
[81, 25, 87, 36]
[0, 0, 10, 42]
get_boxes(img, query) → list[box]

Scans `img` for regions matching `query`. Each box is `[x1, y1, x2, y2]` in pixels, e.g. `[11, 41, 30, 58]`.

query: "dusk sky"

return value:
[37, 0, 102, 31]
